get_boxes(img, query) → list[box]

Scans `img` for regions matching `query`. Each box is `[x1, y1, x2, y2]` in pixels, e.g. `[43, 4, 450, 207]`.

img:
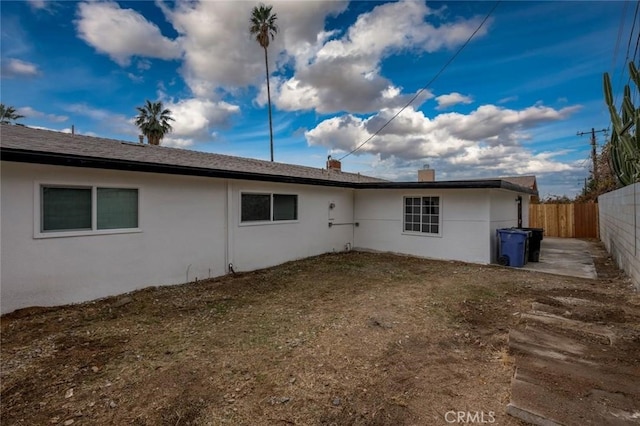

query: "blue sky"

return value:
[1, 1, 637, 197]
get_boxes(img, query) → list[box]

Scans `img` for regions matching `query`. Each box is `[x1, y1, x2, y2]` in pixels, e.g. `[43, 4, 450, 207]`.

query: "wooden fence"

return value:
[529, 203, 599, 238]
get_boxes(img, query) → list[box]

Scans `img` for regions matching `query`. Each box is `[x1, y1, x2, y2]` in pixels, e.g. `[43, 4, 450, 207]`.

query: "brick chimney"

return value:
[418, 165, 435, 182]
[327, 156, 341, 171]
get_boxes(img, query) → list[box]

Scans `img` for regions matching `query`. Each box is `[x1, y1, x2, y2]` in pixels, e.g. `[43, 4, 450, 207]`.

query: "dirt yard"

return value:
[2, 247, 638, 425]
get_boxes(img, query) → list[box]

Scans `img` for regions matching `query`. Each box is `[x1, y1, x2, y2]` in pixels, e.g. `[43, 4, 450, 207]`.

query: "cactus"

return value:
[603, 62, 640, 186]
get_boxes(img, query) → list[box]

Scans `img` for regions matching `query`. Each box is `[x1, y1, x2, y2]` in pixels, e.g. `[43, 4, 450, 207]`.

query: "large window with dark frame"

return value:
[404, 196, 440, 234]
[241, 193, 298, 223]
[41, 185, 139, 233]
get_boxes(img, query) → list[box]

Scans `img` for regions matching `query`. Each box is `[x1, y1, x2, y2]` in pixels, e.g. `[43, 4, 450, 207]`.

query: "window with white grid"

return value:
[403, 196, 440, 235]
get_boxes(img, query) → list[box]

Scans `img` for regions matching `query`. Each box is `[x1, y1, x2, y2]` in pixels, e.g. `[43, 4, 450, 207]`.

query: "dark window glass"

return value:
[241, 194, 271, 222]
[273, 194, 297, 221]
[42, 187, 92, 231]
[97, 188, 138, 230]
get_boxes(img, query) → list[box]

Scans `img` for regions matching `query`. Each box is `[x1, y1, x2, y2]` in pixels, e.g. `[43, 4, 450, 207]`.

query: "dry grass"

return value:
[1, 250, 635, 425]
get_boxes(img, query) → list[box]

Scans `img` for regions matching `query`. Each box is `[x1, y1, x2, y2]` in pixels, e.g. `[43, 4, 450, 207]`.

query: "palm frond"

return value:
[134, 100, 174, 145]
[0, 103, 24, 124]
[249, 4, 278, 49]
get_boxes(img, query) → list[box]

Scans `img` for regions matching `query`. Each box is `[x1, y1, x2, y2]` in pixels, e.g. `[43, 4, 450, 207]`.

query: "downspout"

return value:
[517, 196, 523, 228]
[352, 188, 357, 249]
[226, 180, 234, 273]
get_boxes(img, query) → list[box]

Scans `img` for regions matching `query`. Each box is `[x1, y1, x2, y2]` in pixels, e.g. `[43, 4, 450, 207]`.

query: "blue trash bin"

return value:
[497, 229, 530, 267]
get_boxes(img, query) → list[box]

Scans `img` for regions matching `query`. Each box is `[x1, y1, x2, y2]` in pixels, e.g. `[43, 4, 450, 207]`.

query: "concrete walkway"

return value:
[506, 238, 640, 425]
[521, 237, 597, 280]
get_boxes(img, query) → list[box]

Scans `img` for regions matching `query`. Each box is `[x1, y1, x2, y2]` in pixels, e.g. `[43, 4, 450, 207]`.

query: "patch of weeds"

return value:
[458, 283, 499, 302]
[207, 300, 233, 316]
[333, 260, 368, 273]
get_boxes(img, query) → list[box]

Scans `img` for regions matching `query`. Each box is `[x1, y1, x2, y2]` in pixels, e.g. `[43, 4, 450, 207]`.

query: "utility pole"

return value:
[577, 128, 607, 184]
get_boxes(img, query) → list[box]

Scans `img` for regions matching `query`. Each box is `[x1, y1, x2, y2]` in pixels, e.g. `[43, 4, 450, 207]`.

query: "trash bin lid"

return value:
[498, 228, 529, 235]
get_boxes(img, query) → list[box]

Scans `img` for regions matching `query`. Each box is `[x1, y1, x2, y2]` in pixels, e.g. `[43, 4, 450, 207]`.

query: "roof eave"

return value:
[0, 148, 356, 188]
[0, 148, 537, 195]
[355, 180, 538, 195]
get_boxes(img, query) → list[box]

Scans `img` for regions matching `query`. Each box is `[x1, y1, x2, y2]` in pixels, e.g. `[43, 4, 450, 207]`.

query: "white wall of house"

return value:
[1, 162, 228, 314]
[228, 180, 355, 272]
[353, 189, 493, 264]
[599, 183, 640, 290]
[1, 160, 532, 313]
[354, 188, 529, 264]
[0, 163, 358, 313]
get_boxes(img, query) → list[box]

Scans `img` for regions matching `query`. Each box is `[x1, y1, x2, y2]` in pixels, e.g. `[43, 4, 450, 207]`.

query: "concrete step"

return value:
[508, 367, 640, 426]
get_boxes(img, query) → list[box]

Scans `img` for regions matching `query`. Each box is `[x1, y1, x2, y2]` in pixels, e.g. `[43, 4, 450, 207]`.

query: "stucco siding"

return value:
[1, 162, 227, 313]
[1, 159, 534, 313]
[353, 189, 491, 264]
[599, 183, 640, 290]
[229, 181, 355, 272]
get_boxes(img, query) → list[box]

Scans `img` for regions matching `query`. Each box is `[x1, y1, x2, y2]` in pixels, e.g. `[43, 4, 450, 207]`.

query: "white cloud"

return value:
[267, 0, 489, 114]
[17, 106, 68, 123]
[157, 0, 348, 98]
[75, 1, 181, 66]
[65, 98, 239, 146]
[157, 0, 461, 111]
[435, 92, 473, 110]
[305, 102, 581, 177]
[1, 58, 39, 77]
[161, 137, 197, 149]
[162, 98, 241, 143]
[74, 0, 489, 116]
[431, 104, 581, 145]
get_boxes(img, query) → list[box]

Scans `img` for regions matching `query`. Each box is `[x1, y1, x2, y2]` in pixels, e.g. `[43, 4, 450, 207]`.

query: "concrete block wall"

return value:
[598, 183, 640, 290]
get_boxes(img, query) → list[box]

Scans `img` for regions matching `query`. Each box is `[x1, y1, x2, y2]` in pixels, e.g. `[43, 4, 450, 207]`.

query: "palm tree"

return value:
[134, 100, 174, 146]
[250, 3, 278, 162]
[0, 104, 24, 124]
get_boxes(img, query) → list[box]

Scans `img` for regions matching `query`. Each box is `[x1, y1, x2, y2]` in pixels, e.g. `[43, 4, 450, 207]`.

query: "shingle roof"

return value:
[0, 124, 537, 195]
[501, 176, 537, 191]
[0, 124, 386, 185]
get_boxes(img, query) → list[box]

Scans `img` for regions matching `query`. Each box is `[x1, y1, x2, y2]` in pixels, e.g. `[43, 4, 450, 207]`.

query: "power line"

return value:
[577, 128, 607, 183]
[337, 1, 501, 161]
[625, 1, 639, 61]
[633, 7, 640, 106]
[611, 0, 630, 107]
[619, 0, 640, 102]
[612, 0, 628, 74]
[634, 14, 640, 65]
[628, 1, 640, 105]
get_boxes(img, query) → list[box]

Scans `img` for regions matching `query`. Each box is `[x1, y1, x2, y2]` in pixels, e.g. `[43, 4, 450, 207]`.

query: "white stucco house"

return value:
[0, 124, 536, 314]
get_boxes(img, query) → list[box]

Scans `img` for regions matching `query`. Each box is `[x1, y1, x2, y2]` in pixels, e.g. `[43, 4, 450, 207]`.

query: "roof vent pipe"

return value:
[139, 135, 144, 144]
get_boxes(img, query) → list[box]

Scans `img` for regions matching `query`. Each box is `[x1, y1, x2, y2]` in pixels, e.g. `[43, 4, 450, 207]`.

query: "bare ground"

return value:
[2, 246, 638, 425]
